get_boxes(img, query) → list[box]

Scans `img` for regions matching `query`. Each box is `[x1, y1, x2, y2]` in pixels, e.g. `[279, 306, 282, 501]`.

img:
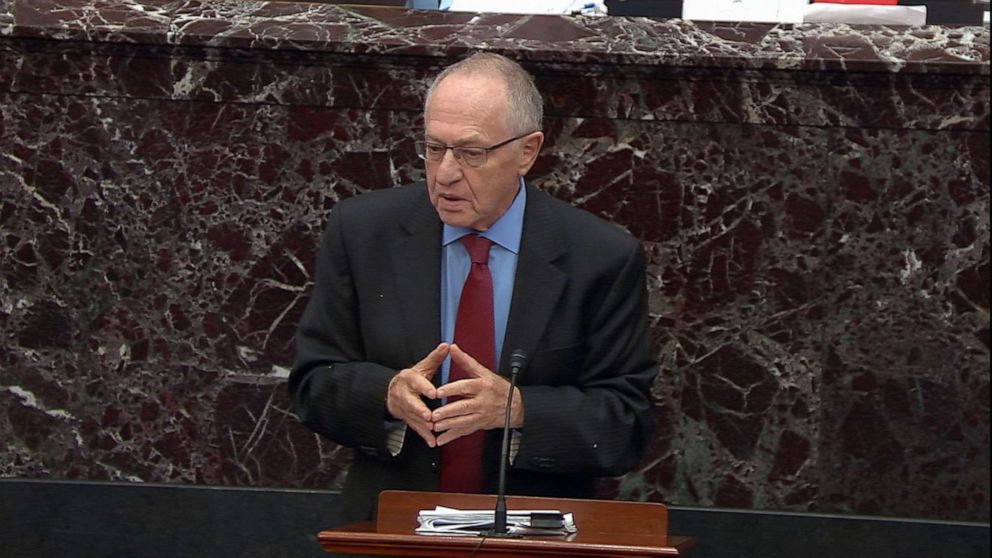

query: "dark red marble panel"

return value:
[3, 37, 986, 136]
[10, 0, 175, 44]
[0, 0, 988, 524]
[567, 123, 831, 511]
[0, 93, 420, 485]
[535, 64, 989, 129]
[816, 127, 990, 518]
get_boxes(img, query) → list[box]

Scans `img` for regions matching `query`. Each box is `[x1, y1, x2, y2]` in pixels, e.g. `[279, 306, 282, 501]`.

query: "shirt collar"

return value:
[442, 178, 526, 254]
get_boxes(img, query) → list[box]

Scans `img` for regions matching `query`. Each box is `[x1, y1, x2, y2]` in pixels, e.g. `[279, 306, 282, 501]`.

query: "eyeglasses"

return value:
[415, 131, 538, 168]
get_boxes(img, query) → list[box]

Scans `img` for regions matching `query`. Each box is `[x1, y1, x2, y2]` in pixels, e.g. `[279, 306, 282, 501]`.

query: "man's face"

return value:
[424, 74, 539, 231]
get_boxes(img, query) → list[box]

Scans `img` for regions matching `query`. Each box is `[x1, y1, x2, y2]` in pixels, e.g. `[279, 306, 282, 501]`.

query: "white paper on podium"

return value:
[803, 4, 927, 26]
[415, 506, 577, 536]
[682, 0, 807, 23]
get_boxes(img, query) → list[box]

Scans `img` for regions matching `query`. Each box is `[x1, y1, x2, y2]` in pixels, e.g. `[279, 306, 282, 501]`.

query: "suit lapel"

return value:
[390, 185, 443, 365]
[500, 186, 567, 374]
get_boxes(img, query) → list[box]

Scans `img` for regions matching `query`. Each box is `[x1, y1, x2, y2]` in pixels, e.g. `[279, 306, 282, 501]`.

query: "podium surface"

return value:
[318, 490, 695, 557]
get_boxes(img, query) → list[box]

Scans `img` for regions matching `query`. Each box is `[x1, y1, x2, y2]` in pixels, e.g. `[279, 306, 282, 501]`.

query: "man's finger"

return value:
[435, 377, 481, 401]
[387, 370, 436, 420]
[431, 394, 475, 423]
[403, 388, 434, 422]
[411, 342, 450, 378]
[408, 420, 437, 448]
[435, 421, 481, 446]
[433, 409, 481, 436]
[406, 372, 439, 402]
[447, 344, 487, 377]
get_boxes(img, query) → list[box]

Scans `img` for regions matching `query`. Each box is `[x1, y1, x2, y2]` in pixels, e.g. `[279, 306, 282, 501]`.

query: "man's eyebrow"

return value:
[424, 134, 487, 146]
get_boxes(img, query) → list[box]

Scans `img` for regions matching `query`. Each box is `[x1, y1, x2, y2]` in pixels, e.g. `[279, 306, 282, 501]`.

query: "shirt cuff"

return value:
[385, 421, 407, 457]
[509, 430, 521, 464]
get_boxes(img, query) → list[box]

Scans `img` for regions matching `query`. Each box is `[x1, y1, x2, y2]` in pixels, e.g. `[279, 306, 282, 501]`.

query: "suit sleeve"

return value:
[514, 240, 657, 477]
[287, 206, 399, 460]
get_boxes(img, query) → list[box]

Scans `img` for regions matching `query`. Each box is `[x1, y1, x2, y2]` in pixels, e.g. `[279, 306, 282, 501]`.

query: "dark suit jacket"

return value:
[290, 182, 658, 525]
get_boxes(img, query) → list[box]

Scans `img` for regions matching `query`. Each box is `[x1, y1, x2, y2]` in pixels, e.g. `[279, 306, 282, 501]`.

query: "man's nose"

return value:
[434, 149, 463, 183]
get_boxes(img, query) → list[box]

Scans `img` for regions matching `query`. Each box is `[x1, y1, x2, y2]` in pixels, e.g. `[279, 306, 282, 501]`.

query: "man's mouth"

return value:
[437, 193, 467, 208]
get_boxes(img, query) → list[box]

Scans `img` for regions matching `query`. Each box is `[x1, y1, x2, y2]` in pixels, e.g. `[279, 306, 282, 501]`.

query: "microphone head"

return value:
[509, 349, 528, 372]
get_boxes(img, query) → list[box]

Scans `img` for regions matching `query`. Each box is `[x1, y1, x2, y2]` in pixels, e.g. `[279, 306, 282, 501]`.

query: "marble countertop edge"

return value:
[0, 0, 987, 75]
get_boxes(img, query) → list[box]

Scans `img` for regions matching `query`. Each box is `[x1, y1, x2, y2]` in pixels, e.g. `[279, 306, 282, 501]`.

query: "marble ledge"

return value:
[0, 0, 987, 76]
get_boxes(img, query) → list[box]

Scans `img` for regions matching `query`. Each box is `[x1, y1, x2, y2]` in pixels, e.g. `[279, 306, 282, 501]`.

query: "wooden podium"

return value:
[318, 490, 696, 557]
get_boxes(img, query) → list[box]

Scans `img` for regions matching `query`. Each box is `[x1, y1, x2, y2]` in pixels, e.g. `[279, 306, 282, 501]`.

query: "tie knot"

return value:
[460, 235, 492, 264]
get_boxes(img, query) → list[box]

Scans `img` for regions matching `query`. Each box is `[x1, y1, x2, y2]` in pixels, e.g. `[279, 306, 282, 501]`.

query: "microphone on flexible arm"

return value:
[488, 349, 528, 538]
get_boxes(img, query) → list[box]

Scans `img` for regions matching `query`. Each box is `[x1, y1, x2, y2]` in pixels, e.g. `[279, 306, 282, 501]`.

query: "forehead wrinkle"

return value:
[424, 129, 488, 146]
[425, 75, 509, 144]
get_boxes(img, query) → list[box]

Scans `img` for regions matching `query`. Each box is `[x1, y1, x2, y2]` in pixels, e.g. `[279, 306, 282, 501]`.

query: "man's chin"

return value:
[435, 207, 479, 229]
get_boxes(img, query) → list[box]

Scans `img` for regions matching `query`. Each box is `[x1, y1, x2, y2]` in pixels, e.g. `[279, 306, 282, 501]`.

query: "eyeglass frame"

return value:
[414, 131, 539, 168]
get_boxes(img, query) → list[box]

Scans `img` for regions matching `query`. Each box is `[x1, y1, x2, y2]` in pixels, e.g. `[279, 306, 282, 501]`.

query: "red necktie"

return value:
[439, 235, 494, 493]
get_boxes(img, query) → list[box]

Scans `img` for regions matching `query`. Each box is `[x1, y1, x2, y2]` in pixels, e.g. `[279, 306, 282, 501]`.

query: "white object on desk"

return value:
[682, 0, 807, 23]
[803, 4, 927, 26]
[415, 506, 577, 536]
[444, 0, 607, 15]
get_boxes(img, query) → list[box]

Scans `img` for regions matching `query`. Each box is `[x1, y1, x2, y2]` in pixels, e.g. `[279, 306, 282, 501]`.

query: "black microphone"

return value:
[489, 349, 528, 537]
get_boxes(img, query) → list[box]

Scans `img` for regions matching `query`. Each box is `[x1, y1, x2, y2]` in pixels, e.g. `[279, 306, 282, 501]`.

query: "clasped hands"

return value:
[386, 342, 523, 448]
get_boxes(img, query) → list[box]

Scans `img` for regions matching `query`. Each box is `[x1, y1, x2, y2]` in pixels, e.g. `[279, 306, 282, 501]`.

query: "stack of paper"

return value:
[416, 506, 577, 537]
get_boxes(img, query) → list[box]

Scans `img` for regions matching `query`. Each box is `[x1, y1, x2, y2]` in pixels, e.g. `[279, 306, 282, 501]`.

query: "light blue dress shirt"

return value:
[406, 0, 441, 9]
[439, 180, 525, 385]
[406, 0, 454, 10]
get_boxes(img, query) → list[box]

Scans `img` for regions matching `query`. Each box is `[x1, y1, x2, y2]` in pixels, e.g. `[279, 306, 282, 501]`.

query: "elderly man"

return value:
[290, 52, 658, 525]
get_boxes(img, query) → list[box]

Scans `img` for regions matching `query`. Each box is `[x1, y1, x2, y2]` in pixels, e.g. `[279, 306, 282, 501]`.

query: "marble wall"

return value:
[1, 0, 988, 522]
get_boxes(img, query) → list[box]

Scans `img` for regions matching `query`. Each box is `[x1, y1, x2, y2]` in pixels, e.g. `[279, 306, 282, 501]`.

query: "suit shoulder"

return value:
[335, 182, 427, 218]
[322, 182, 435, 247]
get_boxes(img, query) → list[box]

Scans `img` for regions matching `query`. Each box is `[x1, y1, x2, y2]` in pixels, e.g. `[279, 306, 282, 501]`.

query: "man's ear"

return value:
[517, 131, 545, 176]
